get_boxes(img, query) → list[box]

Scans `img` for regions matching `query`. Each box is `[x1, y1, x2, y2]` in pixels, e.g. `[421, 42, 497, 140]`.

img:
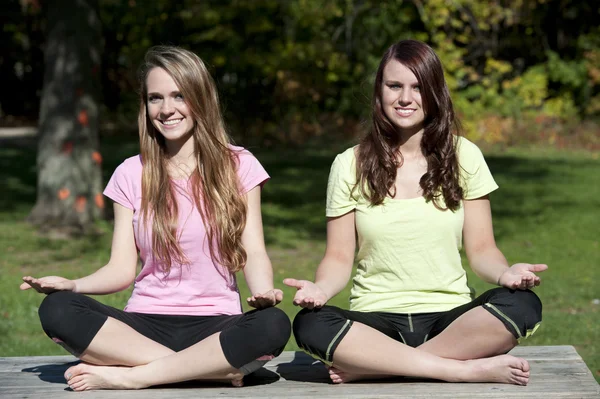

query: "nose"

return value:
[398, 88, 412, 105]
[160, 99, 175, 115]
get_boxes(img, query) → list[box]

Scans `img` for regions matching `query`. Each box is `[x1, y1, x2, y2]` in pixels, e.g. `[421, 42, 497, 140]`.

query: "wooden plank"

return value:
[0, 346, 597, 399]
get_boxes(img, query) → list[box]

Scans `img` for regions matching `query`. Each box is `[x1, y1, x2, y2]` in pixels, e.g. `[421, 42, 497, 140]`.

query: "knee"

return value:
[38, 291, 79, 332]
[487, 288, 543, 340]
[513, 289, 543, 323]
[292, 308, 320, 347]
[257, 307, 291, 349]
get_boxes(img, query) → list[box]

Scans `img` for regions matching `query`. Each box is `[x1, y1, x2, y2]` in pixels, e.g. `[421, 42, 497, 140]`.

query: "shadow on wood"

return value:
[0, 346, 598, 398]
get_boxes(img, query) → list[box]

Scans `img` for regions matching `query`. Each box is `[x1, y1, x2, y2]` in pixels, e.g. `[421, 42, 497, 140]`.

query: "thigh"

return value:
[63, 294, 175, 343]
[175, 309, 281, 351]
[301, 305, 401, 339]
[292, 305, 402, 364]
[38, 291, 177, 353]
[427, 287, 537, 340]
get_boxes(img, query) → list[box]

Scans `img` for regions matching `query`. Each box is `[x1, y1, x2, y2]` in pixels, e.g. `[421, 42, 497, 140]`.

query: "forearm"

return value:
[243, 251, 275, 295]
[314, 257, 353, 301]
[73, 263, 136, 295]
[468, 246, 510, 285]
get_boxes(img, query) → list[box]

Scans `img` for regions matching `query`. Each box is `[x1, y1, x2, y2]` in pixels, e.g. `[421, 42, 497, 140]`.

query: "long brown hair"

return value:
[356, 39, 463, 210]
[137, 46, 247, 273]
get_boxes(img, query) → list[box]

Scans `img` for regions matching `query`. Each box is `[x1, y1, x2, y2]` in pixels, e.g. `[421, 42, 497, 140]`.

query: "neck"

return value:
[397, 128, 424, 158]
[165, 133, 195, 164]
[165, 134, 197, 177]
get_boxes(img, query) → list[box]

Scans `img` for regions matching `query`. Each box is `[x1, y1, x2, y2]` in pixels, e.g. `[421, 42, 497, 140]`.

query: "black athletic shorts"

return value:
[38, 291, 291, 370]
[293, 287, 542, 364]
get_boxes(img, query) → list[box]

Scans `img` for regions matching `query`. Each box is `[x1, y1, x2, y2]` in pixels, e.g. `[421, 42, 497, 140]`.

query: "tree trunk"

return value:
[28, 0, 104, 234]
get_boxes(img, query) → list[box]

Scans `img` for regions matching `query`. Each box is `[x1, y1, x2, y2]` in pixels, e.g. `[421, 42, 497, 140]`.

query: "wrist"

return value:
[251, 287, 274, 296]
[72, 279, 80, 293]
[314, 282, 331, 301]
[496, 268, 509, 286]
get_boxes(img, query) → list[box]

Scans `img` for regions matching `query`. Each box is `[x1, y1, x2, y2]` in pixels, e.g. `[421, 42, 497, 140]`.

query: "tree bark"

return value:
[28, 0, 104, 234]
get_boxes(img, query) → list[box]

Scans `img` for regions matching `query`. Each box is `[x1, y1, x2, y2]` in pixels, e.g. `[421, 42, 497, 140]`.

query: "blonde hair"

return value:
[137, 45, 247, 273]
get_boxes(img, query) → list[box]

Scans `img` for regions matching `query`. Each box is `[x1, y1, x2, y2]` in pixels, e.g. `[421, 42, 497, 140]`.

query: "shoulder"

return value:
[229, 144, 255, 163]
[228, 144, 269, 191]
[455, 136, 487, 168]
[455, 136, 483, 158]
[113, 154, 143, 179]
[333, 145, 358, 168]
[328, 145, 358, 185]
[229, 144, 264, 171]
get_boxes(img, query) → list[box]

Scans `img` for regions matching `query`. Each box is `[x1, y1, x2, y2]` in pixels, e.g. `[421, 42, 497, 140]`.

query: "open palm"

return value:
[283, 278, 328, 309]
[20, 276, 75, 294]
[498, 263, 548, 290]
[247, 289, 284, 309]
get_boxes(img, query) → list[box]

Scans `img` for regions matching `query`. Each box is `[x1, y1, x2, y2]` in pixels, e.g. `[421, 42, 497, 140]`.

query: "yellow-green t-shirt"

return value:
[326, 136, 498, 314]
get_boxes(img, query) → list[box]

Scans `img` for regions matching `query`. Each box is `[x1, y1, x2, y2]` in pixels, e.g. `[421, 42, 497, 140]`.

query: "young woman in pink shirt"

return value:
[21, 46, 290, 391]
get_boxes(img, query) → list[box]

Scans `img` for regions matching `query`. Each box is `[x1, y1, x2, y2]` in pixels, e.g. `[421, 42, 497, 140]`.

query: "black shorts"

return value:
[38, 291, 291, 370]
[292, 287, 542, 364]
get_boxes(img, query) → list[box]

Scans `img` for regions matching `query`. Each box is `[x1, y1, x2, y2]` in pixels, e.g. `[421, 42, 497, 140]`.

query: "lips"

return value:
[161, 118, 183, 126]
[394, 108, 415, 117]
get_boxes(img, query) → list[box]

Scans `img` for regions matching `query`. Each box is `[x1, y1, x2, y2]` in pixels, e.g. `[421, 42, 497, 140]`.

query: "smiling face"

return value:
[146, 67, 194, 144]
[380, 59, 425, 135]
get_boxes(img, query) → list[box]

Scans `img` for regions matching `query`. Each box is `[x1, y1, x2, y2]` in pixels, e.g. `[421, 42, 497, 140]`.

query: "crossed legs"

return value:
[294, 288, 542, 385]
[38, 292, 291, 390]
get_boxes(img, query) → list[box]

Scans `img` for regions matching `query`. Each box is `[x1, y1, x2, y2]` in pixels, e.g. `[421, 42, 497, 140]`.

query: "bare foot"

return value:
[230, 377, 244, 387]
[66, 363, 246, 391]
[65, 363, 137, 391]
[461, 354, 530, 385]
[327, 366, 391, 384]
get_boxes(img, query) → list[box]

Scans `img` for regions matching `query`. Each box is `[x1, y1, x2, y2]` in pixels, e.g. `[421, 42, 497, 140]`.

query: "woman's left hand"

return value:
[247, 289, 283, 309]
[498, 263, 548, 290]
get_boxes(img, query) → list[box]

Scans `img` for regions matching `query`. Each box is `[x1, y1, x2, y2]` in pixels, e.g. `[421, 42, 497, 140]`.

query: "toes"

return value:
[231, 378, 244, 387]
[67, 374, 87, 391]
[330, 375, 342, 384]
[70, 380, 87, 391]
[64, 363, 86, 380]
[513, 375, 529, 386]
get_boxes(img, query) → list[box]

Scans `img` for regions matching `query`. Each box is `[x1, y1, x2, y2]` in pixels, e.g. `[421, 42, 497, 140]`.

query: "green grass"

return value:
[1, 137, 598, 383]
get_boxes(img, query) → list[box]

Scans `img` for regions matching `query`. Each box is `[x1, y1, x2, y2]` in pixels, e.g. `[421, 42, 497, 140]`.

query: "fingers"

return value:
[292, 296, 324, 309]
[274, 289, 284, 302]
[514, 275, 538, 290]
[247, 290, 281, 309]
[283, 278, 303, 289]
[21, 276, 35, 289]
[529, 263, 548, 273]
[21, 277, 45, 293]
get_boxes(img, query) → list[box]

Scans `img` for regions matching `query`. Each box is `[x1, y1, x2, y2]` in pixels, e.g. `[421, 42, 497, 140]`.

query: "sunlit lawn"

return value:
[1, 136, 598, 382]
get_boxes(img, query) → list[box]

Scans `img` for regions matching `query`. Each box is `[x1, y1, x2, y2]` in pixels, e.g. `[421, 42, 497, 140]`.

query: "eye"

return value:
[413, 85, 421, 92]
[148, 95, 161, 103]
[387, 83, 401, 90]
[175, 93, 184, 101]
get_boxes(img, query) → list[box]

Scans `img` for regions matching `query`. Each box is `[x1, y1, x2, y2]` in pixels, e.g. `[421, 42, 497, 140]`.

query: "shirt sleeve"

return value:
[235, 148, 270, 193]
[103, 161, 136, 210]
[326, 149, 358, 217]
[458, 138, 499, 200]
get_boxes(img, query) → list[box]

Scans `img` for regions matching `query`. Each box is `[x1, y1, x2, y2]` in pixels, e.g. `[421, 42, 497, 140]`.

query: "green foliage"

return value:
[2, 0, 600, 146]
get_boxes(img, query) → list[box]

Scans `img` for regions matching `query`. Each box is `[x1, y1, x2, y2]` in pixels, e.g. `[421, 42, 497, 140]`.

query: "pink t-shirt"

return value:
[103, 145, 269, 316]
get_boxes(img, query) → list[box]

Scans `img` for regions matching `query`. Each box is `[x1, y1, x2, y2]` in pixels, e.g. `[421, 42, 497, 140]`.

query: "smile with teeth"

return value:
[395, 108, 415, 117]
[161, 118, 183, 126]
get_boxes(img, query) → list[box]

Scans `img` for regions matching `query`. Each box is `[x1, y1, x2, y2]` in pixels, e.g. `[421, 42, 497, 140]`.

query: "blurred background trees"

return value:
[3, 0, 599, 144]
[27, 0, 104, 232]
[1, 0, 599, 230]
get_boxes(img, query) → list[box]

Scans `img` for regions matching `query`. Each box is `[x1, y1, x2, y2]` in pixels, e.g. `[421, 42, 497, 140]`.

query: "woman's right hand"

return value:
[20, 276, 76, 294]
[283, 278, 329, 309]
